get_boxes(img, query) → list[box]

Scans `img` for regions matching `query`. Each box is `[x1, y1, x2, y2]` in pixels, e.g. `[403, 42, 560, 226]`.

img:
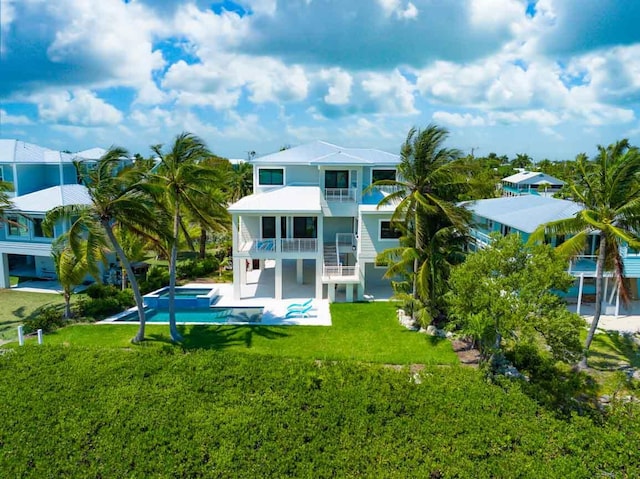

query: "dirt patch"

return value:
[451, 339, 482, 368]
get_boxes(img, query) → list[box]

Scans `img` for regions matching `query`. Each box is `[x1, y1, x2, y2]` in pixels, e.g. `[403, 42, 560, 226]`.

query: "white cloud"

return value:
[35, 90, 123, 126]
[361, 70, 417, 115]
[0, 0, 16, 54]
[433, 111, 486, 127]
[377, 0, 418, 20]
[0, 109, 32, 125]
[319, 68, 353, 105]
[468, 0, 524, 29]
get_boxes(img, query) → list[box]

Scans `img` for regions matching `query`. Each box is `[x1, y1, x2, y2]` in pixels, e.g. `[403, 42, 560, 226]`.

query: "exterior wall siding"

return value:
[359, 213, 397, 261]
[323, 217, 353, 242]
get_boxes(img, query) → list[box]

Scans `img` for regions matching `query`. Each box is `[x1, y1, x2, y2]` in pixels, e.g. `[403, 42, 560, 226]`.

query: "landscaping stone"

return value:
[426, 325, 437, 336]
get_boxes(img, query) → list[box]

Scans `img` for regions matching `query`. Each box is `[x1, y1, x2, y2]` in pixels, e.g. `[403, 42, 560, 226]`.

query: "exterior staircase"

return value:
[323, 244, 339, 267]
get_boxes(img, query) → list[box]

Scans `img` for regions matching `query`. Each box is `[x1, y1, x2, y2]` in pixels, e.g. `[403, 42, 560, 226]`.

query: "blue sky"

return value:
[1, 0, 639, 160]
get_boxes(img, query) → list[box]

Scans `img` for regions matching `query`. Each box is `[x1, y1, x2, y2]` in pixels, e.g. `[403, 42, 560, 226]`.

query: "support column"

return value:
[232, 257, 242, 300]
[0, 253, 10, 289]
[315, 260, 323, 299]
[576, 274, 584, 316]
[615, 287, 620, 319]
[275, 258, 282, 300]
[328, 283, 335, 303]
[275, 215, 281, 253]
[296, 258, 303, 284]
[345, 283, 354, 302]
[357, 283, 364, 301]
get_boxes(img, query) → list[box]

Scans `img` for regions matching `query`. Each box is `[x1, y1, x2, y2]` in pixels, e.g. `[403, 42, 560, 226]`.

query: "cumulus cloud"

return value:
[433, 111, 486, 127]
[361, 70, 417, 115]
[35, 90, 123, 126]
[319, 68, 353, 105]
[377, 0, 419, 20]
[0, 109, 32, 125]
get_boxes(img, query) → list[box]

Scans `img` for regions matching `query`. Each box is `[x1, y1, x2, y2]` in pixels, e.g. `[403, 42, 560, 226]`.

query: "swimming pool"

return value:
[144, 286, 219, 309]
[113, 306, 264, 324]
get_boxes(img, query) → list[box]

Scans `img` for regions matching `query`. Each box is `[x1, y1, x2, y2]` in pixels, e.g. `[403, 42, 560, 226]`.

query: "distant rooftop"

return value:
[0, 139, 106, 164]
[502, 171, 564, 186]
[10, 184, 92, 213]
[463, 196, 582, 233]
[250, 140, 399, 166]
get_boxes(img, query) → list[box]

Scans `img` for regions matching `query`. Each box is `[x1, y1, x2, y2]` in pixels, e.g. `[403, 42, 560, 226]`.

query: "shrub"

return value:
[139, 265, 170, 294]
[85, 283, 120, 299]
[176, 255, 219, 280]
[23, 304, 66, 333]
[74, 285, 136, 320]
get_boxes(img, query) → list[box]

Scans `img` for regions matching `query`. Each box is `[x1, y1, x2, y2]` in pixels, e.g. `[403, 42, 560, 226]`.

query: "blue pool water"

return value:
[115, 307, 264, 324]
[157, 288, 211, 298]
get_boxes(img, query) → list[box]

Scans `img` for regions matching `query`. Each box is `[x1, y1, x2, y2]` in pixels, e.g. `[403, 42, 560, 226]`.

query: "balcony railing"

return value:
[323, 263, 359, 278]
[469, 228, 492, 247]
[238, 238, 317, 253]
[324, 187, 357, 202]
[281, 238, 317, 253]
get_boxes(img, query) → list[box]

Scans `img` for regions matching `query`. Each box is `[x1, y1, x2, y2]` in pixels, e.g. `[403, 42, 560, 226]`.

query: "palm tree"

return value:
[51, 243, 94, 319]
[374, 124, 471, 323]
[529, 140, 640, 368]
[228, 161, 253, 203]
[151, 132, 227, 342]
[44, 148, 165, 343]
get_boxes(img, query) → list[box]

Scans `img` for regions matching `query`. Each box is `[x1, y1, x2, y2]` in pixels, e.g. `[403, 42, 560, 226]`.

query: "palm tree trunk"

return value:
[579, 233, 606, 369]
[121, 267, 127, 291]
[64, 290, 72, 319]
[168, 209, 183, 342]
[199, 225, 207, 259]
[102, 221, 147, 343]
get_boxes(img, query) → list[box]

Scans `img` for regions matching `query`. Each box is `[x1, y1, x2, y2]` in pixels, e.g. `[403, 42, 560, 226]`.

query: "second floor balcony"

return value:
[238, 237, 318, 254]
[324, 187, 357, 202]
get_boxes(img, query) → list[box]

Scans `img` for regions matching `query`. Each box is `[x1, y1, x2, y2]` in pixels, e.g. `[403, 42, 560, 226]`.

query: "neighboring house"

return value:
[0, 140, 107, 287]
[464, 195, 640, 317]
[228, 140, 401, 302]
[501, 171, 564, 197]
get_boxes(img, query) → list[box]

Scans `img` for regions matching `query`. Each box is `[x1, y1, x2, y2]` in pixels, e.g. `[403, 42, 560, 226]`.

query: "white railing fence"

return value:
[324, 188, 356, 202]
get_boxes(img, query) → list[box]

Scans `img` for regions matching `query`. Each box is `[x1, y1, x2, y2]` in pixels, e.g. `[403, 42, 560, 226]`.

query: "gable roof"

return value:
[250, 140, 399, 166]
[10, 184, 92, 214]
[228, 186, 323, 214]
[502, 171, 564, 186]
[463, 196, 582, 233]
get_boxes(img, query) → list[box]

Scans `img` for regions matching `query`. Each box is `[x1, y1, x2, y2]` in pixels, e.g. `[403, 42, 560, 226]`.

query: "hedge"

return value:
[0, 347, 638, 478]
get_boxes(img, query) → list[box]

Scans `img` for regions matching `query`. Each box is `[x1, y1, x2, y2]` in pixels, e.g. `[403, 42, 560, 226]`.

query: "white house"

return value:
[501, 171, 564, 197]
[228, 141, 402, 302]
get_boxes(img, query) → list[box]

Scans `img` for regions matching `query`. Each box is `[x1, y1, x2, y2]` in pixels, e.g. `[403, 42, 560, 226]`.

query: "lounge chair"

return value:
[285, 304, 313, 318]
[287, 298, 313, 311]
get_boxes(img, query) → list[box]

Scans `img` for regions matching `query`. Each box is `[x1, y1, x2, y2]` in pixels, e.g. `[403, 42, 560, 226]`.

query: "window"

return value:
[325, 170, 349, 189]
[293, 217, 317, 238]
[258, 168, 284, 186]
[380, 220, 402, 239]
[32, 218, 46, 238]
[7, 215, 28, 237]
[372, 169, 396, 183]
[261, 217, 286, 239]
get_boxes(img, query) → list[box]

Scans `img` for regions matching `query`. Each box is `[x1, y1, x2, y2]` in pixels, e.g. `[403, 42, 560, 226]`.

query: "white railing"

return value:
[336, 232, 357, 254]
[323, 263, 359, 278]
[324, 188, 357, 202]
[469, 228, 492, 247]
[281, 238, 317, 253]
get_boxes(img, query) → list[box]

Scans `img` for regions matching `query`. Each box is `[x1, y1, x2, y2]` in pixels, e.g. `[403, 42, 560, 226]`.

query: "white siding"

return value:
[359, 212, 398, 260]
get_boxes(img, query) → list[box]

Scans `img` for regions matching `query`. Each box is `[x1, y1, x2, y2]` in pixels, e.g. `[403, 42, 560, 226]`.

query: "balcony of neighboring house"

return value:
[323, 169, 358, 202]
[469, 227, 493, 249]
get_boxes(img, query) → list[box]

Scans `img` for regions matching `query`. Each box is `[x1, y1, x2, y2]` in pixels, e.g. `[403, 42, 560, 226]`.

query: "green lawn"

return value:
[0, 290, 65, 342]
[32, 302, 458, 365]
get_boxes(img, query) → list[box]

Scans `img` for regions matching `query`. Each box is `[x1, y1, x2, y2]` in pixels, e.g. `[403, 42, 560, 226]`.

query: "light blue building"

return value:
[464, 195, 640, 318]
[0, 140, 104, 287]
[501, 171, 564, 197]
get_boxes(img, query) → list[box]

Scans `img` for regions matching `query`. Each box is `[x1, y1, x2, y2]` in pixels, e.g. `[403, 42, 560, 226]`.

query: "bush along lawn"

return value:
[1, 347, 639, 478]
[32, 302, 459, 365]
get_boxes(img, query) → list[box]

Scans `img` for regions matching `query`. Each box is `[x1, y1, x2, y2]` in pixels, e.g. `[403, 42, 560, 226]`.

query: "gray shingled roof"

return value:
[463, 196, 582, 233]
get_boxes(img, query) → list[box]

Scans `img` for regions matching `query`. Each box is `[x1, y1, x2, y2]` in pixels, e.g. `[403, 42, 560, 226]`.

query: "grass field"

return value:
[0, 290, 65, 342]
[30, 302, 458, 365]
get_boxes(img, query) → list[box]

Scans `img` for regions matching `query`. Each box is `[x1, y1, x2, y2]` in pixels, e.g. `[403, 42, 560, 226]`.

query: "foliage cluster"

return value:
[139, 265, 171, 294]
[73, 284, 135, 319]
[447, 234, 583, 364]
[176, 255, 218, 280]
[22, 304, 66, 334]
[1, 347, 638, 478]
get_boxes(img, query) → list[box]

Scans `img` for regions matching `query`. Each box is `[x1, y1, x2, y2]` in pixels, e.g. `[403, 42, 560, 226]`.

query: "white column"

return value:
[275, 258, 282, 300]
[296, 258, 303, 284]
[345, 283, 354, 302]
[615, 286, 620, 319]
[0, 253, 10, 289]
[328, 283, 335, 303]
[275, 215, 281, 253]
[233, 257, 242, 300]
[357, 283, 364, 301]
[259, 259, 265, 270]
[316, 214, 323, 254]
[315, 260, 323, 299]
[576, 274, 584, 316]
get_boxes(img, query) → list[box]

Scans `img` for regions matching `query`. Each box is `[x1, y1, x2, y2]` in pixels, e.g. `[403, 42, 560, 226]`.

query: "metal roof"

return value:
[228, 186, 323, 214]
[10, 184, 92, 213]
[0, 139, 106, 164]
[502, 171, 564, 186]
[463, 196, 582, 233]
[250, 140, 399, 166]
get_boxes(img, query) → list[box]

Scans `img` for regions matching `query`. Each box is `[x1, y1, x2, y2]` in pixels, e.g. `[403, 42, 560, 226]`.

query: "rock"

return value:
[426, 325, 437, 336]
[445, 331, 454, 339]
[436, 329, 447, 338]
[633, 370, 640, 381]
[599, 395, 611, 404]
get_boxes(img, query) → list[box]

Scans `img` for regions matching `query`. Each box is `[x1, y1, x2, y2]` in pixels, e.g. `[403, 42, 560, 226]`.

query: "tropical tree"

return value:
[511, 153, 534, 169]
[228, 160, 253, 203]
[151, 132, 227, 341]
[374, 124, 471, 324]
[529, 139, 640, 368]
[51, 243, 95, 319]
[44, 148, 165, 343]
